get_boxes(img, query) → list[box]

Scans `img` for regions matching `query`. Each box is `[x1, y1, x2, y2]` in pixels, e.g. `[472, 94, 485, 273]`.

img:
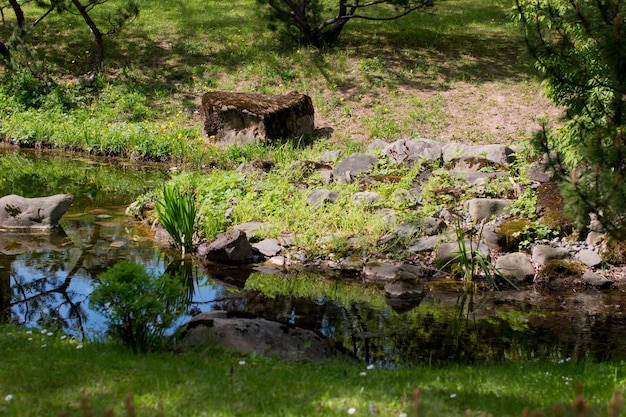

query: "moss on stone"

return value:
[496, 218, 533, 251]
[600, 237, 626, 265]
[536, 259, 585, 283]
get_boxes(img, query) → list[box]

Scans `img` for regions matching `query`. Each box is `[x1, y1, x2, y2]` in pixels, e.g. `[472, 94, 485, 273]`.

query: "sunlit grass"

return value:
[1, 324, 625, 417]
[1, 0, 551, 155]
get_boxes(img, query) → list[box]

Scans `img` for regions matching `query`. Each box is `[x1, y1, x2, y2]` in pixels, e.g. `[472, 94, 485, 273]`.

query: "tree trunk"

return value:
[70, 0, 105, 73]
[8, 0, 24, 27]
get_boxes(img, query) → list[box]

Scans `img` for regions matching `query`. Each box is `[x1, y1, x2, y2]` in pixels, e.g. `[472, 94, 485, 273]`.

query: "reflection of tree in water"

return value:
[5, 217, 165, 338]
[212, 278, 626, 366]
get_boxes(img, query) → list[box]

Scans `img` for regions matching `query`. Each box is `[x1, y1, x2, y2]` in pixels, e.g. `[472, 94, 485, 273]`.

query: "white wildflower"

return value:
[348, 407, 356, 414]
[4, 394, 13, 402]
[76, 344, 84, 349]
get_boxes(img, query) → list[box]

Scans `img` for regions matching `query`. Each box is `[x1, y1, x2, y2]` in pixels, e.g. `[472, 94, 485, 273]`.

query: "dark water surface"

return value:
[2, 148, 626, 366]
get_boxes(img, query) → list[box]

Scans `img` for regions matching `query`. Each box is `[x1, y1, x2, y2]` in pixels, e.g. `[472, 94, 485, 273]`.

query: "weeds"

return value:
[446, 219, 519, 290]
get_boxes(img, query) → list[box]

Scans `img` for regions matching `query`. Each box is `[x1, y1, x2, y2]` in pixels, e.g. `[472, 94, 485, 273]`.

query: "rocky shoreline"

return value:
[147, 138, 624, 294]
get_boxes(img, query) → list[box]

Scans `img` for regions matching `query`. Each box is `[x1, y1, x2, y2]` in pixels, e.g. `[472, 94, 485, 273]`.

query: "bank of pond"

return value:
[2, 148, 626, 367]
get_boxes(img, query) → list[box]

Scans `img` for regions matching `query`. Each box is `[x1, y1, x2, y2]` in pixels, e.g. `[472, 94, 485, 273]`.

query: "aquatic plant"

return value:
[89, 262, 185, 353]
[155, 184, 197, 256]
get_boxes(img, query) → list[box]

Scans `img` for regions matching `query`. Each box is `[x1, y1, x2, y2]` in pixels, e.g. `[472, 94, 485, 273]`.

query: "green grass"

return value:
[0, 0, 553, 155]
[0, 325, 625, 417]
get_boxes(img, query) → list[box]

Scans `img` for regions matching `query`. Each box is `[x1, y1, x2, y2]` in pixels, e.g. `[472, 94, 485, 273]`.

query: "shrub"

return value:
[89, 262, 185, 352]
[515, 0, 626, 238]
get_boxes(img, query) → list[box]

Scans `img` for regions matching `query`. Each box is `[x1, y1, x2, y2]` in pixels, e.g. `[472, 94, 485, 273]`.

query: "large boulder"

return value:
[0, 194, 74, 231]
[200, 91, 314, 144]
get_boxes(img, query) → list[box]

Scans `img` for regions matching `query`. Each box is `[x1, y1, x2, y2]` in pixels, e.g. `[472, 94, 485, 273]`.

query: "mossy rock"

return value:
[535, 259, 585, 288]
[536, 182, 574, 234]
[496, 218, 533, 251]
[600, 237, 626, 265]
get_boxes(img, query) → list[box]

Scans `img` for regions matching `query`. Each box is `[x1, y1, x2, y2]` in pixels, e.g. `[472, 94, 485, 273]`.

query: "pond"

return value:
[2, 148, 626, 367]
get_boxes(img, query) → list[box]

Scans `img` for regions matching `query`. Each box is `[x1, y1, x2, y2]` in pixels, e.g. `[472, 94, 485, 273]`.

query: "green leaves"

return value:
[89, 262, 185, 352]
[515, 0, 626, 238]
[155, 184, 197, 256]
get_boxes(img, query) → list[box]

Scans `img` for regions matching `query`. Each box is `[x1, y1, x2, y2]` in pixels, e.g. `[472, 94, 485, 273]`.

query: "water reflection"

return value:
[3, 149, 626, 366]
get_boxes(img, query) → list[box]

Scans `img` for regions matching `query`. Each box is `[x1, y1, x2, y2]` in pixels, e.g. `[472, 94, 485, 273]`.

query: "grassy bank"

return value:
[0, 325, 624, 417]
[0, 0, 559, 158]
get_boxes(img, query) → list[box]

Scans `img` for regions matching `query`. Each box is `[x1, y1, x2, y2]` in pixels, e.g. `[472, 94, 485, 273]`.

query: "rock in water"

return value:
[0, 194, 74, 231]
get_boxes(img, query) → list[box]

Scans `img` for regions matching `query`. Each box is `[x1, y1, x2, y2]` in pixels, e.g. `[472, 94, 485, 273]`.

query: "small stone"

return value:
[306, 189, 339, 209]
[582, 271, 612, 288]
[576, 249, 602, 268]
[495, 252, 535, 284]
[352, 191, 381, 204]
[532, 244, 570, 266]
[253, 239, 282, 257]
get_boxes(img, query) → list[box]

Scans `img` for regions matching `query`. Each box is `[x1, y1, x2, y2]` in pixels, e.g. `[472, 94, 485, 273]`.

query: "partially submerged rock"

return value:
[0, 194, 74, 231]
[179, 311, 344, 362]
[201, 91, 314, 145]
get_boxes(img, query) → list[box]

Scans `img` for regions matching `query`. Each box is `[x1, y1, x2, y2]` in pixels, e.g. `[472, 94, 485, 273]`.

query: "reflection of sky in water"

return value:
[5, 211, 223, 341]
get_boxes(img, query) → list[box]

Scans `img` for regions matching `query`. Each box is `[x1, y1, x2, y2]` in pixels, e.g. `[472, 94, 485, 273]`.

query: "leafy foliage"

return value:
[89, 262, 185, 352]
[261, 0, 435, 45]
[515, 0, 626, 238]
[156, 184, 197, 256]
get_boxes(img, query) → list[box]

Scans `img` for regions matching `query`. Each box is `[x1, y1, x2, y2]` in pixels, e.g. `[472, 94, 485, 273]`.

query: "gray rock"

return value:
[395, 222, 421, 240]
[366, 139, 390, 153]
[339, 256, 365, 271]
[422, 217, 447, 236]
[407, 236, 439, 253]
[435, 240, 490, 268]
[384, 281, 425, 312]
[527, 159, 553, 183]
[333, 153, 378, 183]
[267, 256, 285, 267]
[352, 191, 381, 204]
[253, 238, 282, 257]
[319, 149, 342, 163]
[200, 91, 314, 145]
[465, 198, 513, 222]
[576, 249, 602, 268]
[581, 271, 612, 288]
[181, 311, 340, 362]
[277, 233, 296, 247]
[306, 189, 339, 209]
[586, 231, 604, 247]
[531, 244, 570, 266]
[197, 229, 254, 264]
[0, 194, 74, 231]
[495, 252, 535, 284]
[233, 221, 267, 240]
[384, 138, 443, 164]
[362, 262, 424, 285]
[442, 143, 515, 165]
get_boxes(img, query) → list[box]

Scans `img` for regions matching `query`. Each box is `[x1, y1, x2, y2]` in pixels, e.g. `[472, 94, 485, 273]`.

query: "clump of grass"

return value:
[155, 184, 197, 256]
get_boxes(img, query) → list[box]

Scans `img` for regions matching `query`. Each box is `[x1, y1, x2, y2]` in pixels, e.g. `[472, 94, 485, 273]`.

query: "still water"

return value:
[2, 148, 626, 366]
